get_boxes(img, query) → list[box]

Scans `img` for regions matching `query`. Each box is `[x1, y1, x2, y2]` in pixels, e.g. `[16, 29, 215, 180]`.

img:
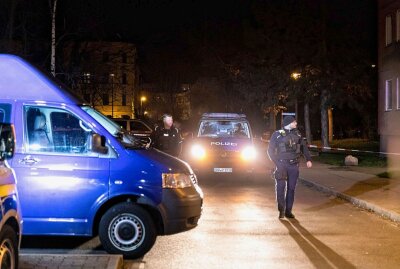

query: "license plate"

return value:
[214, 168, 233, 173]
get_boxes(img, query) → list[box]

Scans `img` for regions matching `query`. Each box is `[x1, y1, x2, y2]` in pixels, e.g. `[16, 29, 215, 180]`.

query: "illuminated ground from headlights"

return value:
[141, 161, 400, 269]
[21, 156, 400, 269]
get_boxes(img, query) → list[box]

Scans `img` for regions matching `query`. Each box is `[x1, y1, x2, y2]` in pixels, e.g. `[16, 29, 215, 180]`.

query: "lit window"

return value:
[386, 80, 393, 111]
[386, 15, 393, 46]
[83, 73, 91, 84]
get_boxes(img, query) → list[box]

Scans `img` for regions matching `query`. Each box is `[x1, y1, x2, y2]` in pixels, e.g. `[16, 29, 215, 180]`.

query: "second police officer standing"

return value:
[267, 115, 312, 219]
[152, 114, 182, 157]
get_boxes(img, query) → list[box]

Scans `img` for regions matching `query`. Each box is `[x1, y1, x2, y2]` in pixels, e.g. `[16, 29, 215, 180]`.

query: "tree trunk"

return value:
[328, 107, 333, 142]
[269, 111, 276, 131]
[319, 0, 329, 148]
[304, 102, 312, 144]
[50, 0, 58, 77]
[320, 88, 329, 147]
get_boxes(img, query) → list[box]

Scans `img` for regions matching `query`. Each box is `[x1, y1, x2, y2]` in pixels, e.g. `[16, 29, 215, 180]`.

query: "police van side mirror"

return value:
[90, 133, 108, 154]
[0, 123, 15, 161]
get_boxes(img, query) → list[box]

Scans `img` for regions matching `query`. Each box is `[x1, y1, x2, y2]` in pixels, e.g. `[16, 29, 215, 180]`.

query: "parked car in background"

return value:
[184, 113, 257, 173]
[113, 118, 153, 138]
[0, 54, 203, 259]
[0, 121, 22, 269]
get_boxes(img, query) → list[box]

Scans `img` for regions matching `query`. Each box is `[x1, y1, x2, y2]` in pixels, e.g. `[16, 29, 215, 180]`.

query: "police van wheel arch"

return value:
[0, 224, 18, 269]
[99, 203, 157, 259]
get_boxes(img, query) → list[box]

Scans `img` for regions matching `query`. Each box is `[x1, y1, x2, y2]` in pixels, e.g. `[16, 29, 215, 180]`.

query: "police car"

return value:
[0, 122, 22, 269]
[187, 113, 257, 173]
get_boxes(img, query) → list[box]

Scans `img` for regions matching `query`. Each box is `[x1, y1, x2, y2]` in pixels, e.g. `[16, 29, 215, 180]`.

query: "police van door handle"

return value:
[20, 156, 38, 165]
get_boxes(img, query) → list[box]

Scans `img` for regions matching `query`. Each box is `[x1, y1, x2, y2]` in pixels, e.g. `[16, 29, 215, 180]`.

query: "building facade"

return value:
[137, 83, 191, 122]
[61, 41, 137, 119]
[378, 0, 400, 172]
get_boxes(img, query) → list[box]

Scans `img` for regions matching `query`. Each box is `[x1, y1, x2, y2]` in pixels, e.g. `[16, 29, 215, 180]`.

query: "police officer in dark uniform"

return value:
[267, 115, 312, 219]
[152, 114, 182, 157]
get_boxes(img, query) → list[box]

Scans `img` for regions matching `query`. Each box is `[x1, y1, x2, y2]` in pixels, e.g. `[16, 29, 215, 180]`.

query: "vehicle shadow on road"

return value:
[21, 235, 104, 252]
[280, 219, 356, 269]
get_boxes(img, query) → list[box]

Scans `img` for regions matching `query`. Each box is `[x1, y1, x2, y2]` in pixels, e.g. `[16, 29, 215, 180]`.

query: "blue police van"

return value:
[186, 113, 257, 173]
[0, 116, 22, 268]
[0, 54, 203, 258]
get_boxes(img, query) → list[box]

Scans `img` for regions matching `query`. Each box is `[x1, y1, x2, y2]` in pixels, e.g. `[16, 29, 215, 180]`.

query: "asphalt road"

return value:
[21, 160, 400, 269]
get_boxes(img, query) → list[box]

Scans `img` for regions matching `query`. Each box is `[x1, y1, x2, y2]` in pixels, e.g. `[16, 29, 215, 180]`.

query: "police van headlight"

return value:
[241, 146, 257, 161]
[191, 144, 206, 160]
[162, 173, 192, 189]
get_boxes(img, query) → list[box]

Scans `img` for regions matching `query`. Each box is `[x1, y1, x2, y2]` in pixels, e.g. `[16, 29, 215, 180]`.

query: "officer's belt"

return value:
[278, 158, 299, 164]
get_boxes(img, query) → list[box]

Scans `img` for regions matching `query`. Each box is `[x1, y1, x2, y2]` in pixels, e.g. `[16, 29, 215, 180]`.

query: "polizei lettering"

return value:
[211, 141, 238, 146]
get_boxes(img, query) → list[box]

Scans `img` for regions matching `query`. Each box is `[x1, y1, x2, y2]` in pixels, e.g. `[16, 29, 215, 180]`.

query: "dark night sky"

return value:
[58, 0, 376, 42]
[64, 0, 373, 82]
[0, 0, 377, 67]
[0, 0, 378, 134]
[2, 0, 376, 77]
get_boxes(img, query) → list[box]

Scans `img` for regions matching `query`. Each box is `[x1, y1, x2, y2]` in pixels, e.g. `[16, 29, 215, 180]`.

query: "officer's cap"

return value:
[283, 115, 296, 126]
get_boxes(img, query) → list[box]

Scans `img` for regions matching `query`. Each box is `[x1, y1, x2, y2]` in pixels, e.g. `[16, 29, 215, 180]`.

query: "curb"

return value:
[19, 253, 124, 269]
[299, 177, 400, 223]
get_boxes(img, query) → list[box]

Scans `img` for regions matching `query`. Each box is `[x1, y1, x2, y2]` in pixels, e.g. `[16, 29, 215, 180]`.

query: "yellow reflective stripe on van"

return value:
[0, 184, 16, 198]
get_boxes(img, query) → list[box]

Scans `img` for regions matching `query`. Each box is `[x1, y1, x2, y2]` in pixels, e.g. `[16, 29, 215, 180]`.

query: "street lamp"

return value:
[110, 73, 115, 118]
[289, 72, 301, 124]
[140, 96, 146, 116]
[291, 72, 301, 80]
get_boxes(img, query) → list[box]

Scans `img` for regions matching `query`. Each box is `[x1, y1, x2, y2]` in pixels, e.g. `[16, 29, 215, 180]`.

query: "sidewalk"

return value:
[19, 254, 123, 269]
[299, 161, 400, 223]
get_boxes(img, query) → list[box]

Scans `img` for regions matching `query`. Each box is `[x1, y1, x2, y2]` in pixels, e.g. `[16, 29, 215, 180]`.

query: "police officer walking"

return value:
[267, 115, 312, 219]
[152, 114, 182, 157]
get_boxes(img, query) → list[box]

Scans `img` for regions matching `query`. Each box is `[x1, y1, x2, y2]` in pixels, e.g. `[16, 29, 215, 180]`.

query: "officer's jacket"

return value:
[267, 128, 312, 164]
[152, 125, 182, 157]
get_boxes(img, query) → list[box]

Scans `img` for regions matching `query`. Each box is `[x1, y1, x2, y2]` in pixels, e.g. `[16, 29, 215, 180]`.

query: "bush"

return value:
[312, 139, 379, 152]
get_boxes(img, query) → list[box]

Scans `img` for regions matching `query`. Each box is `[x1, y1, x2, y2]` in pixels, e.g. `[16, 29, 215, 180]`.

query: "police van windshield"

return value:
[198, 120, 250, 138]
[81, 106, 148, 149]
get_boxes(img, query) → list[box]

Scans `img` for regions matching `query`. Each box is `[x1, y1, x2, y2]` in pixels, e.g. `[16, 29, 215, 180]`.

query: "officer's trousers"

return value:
[274, 162, 299, 213]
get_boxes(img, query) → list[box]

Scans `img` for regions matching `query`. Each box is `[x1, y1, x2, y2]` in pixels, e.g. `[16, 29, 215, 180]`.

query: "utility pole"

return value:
[110, 74, 115, 118]
[50, 0, 58, 77]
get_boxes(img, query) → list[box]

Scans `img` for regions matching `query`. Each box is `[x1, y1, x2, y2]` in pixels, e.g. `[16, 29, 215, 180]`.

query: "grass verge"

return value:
[312, 152, 387, 168]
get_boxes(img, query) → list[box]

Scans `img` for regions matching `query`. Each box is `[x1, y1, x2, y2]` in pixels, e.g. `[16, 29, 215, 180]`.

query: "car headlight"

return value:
[241, 146, 257, 161]
[162, 173, 192, 189]
[191, 144, 206, 159]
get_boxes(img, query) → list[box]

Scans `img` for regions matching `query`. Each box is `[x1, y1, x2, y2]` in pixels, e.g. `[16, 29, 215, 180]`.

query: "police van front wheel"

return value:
[99, 203, 157, 259]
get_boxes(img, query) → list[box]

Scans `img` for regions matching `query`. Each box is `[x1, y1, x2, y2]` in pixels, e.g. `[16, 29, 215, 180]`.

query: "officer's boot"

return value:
[285, 211, 295, 218]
